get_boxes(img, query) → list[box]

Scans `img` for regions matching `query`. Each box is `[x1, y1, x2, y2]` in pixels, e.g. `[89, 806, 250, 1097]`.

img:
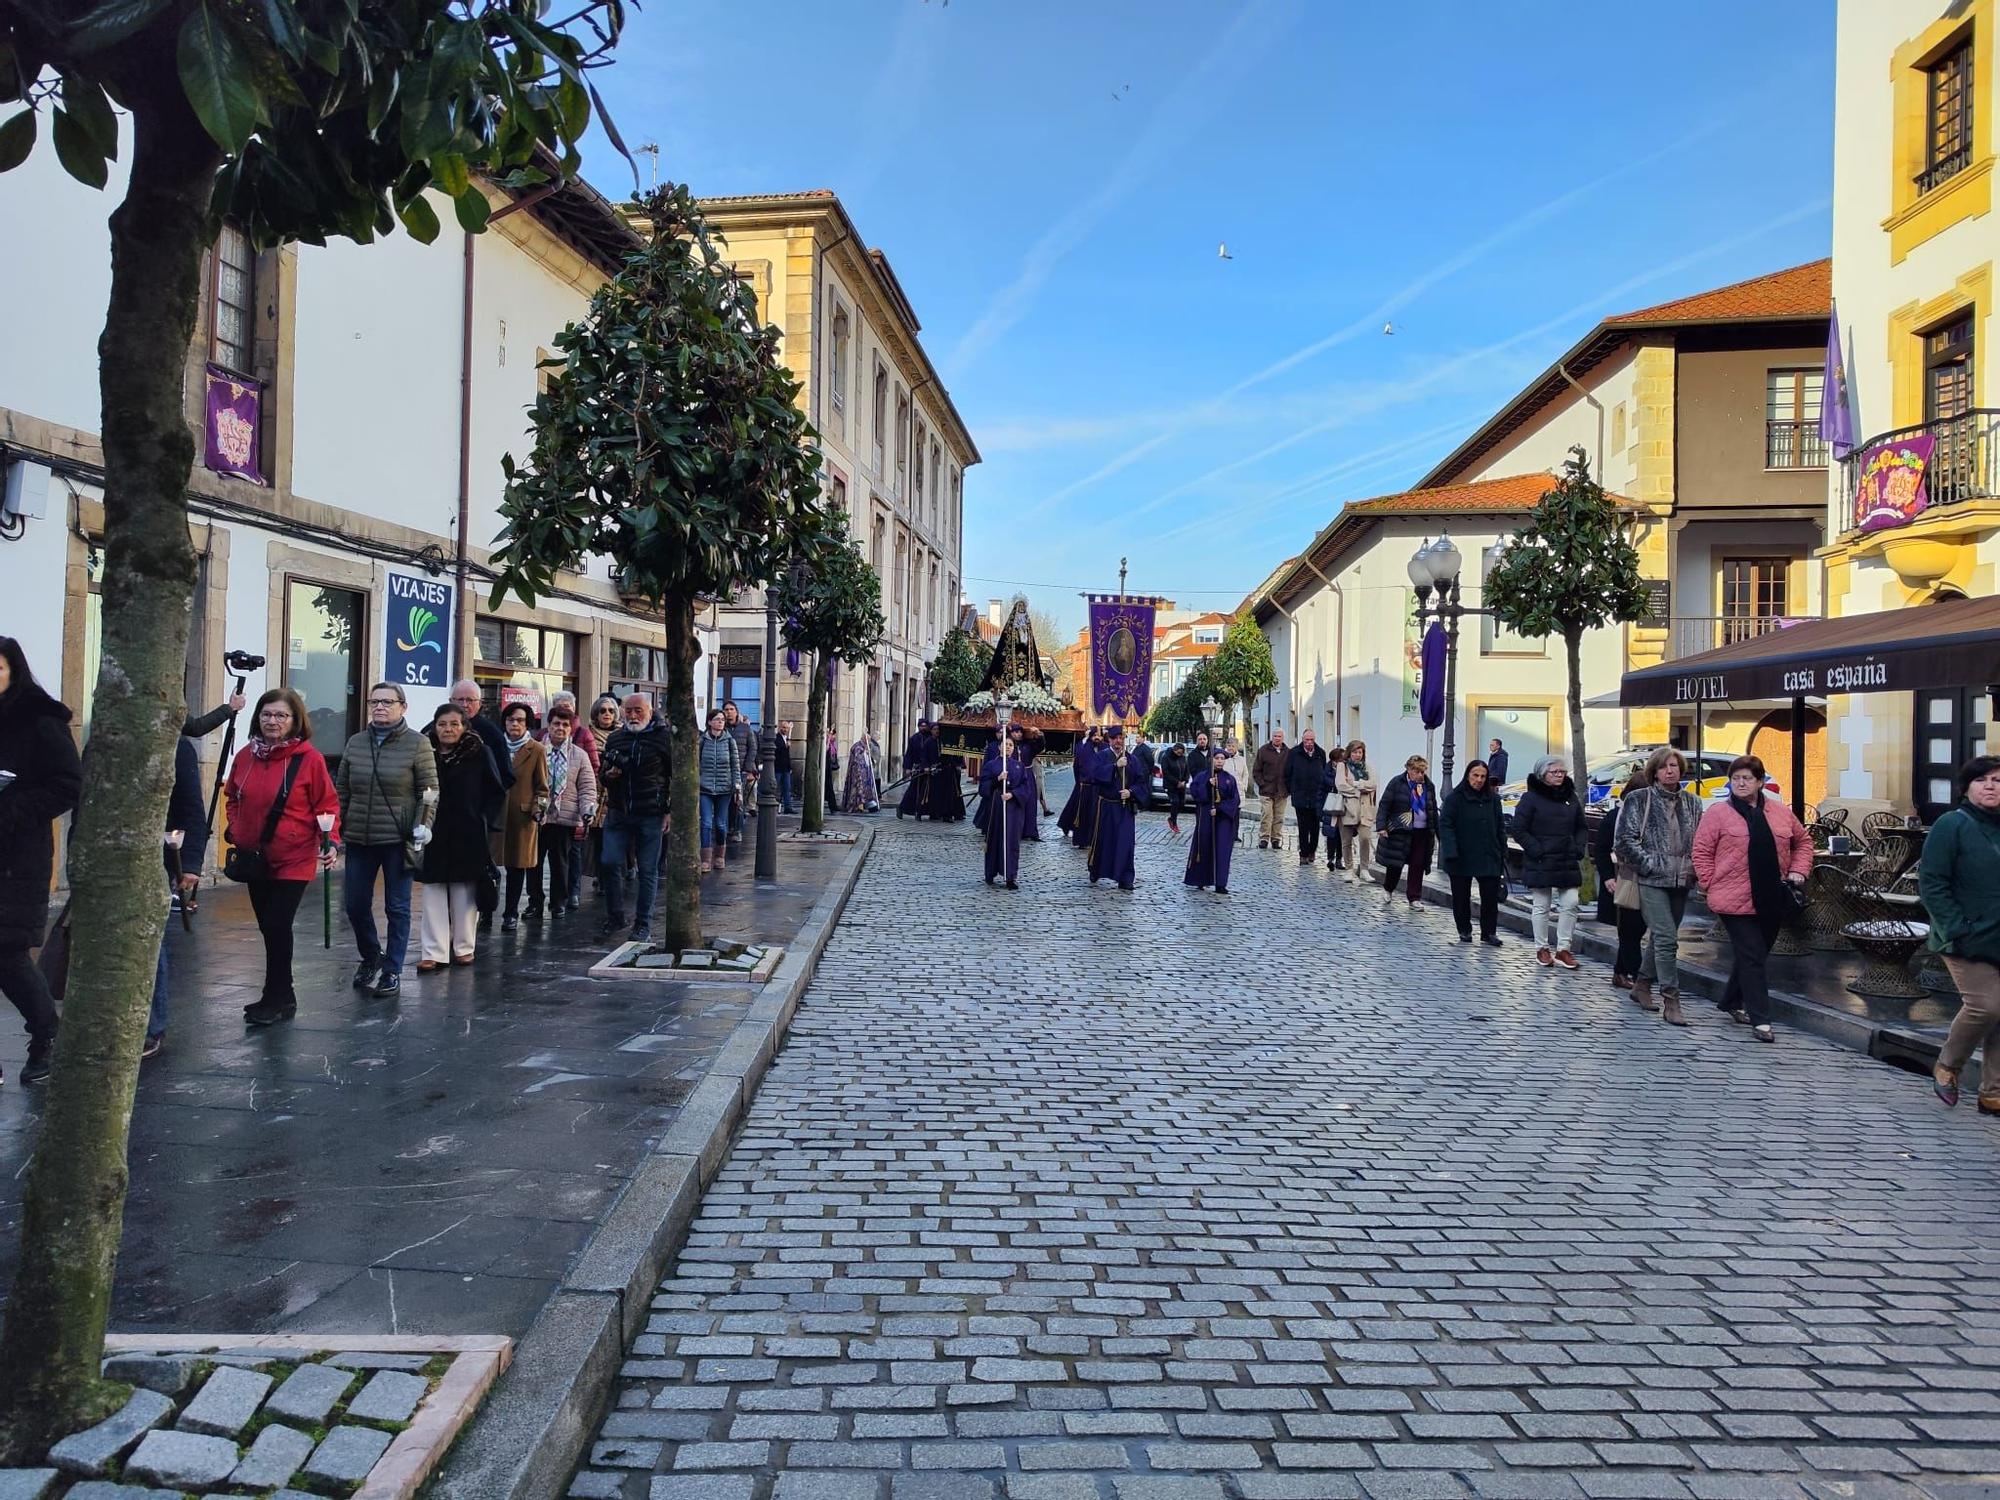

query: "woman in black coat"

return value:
[416, 704, 506, 969]
[1596, 775, 1648, 990]
[1511, 755, 1588, 969]
[1438, 760, 1508, 944]
[1374, 753, 1439, 909]
[0, 638, 82, 1085]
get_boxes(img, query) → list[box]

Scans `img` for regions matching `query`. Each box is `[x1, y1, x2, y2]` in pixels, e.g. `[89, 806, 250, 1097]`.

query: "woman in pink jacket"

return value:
[1692, 755, 1813, 1042]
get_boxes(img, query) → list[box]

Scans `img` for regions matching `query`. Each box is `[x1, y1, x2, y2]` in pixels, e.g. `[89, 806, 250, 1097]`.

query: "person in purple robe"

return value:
[980, 732, 1034, 888]
[1055, 729, 1089, 838]
[924, 737, 966, 821]
[1069, 728, 1106, 849]
[896, 721, 937, 819]
[1185, 747, 1240, 894]
[1087, 725, 1140, 890]
[1015, 726, 1041, 841]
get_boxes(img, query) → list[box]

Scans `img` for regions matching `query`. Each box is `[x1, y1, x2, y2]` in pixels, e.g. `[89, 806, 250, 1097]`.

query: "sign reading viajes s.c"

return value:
[386, 570, 453, 688]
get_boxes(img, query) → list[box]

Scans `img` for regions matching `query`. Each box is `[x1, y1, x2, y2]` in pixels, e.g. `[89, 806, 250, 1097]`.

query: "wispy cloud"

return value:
[943, 0, 1298, 379]
[1020, 114, 1749, 522]
[838, 6, 947, 201]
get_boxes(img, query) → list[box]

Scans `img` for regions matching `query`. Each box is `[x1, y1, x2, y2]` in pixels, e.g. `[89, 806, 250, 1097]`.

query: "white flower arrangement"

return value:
[962, 682, 1062, 715]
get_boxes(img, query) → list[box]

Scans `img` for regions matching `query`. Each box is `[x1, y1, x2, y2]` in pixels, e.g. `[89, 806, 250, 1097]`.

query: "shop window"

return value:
[1919, 38, 1974, 195]
[474, 619, 576, 721]
[285, 579, 365, 760]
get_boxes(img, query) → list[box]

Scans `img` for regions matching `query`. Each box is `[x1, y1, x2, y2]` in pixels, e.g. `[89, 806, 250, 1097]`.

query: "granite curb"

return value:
[427, 827, 876, 1500]
[1416, 871, 1965, 1077]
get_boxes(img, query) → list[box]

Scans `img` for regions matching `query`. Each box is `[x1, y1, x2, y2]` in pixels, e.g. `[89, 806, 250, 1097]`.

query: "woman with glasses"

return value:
[224, 687, 340, 1025]
[540, 707, 598, 916]
[497, 702, 550, 930]
[1335, 740, 1376, 880]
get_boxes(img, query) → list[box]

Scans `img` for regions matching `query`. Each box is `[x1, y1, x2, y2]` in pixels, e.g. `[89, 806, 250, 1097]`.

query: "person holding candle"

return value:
[418, 702, 506, 969]
[225, 687, 340, 1025]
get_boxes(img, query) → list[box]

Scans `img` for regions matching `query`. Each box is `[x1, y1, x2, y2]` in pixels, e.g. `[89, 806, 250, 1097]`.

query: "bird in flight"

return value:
[1218, 243, 1233, 261]
[1382, 322, 1397, 335]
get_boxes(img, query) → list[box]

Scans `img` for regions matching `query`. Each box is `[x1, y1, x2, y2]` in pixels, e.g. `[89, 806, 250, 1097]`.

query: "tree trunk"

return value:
[1564, 627, 1588, 786]
[800, 654, 826, 835]
[0, 101, 220, 1455]
[659, 592, 703, 952]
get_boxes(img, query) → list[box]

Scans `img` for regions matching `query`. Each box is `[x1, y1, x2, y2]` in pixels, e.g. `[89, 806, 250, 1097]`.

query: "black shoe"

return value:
[352, 959, 380, 989]
[522, 904, 544, 922]
[477, 913, 492, 934]
[370, 969, 401, 998]
[244, 998, 296, 1027]
[501, 914, 519, 933]
[141, 1032, 164, 1060]
[599, 916, 626, 938]
[1482, 934, 1503, 947]
[566, 898, 581, 913]
[21, 1032, 55, 1084]
[629, 925, 651, 945]
[1005, 881, 1018, 890]
[1458, 930, 1473, 943]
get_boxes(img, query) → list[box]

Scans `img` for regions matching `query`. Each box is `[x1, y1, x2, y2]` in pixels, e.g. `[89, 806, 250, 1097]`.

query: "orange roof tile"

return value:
[1349, 471, 1632, 517]
[1606, 258, 1830, 327]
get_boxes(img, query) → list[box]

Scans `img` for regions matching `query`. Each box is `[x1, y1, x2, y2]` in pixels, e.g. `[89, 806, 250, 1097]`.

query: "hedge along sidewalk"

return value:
[429, 825, 876, 1500]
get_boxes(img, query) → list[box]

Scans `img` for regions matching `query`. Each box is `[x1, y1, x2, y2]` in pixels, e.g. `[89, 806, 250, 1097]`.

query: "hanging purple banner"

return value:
[1087, 595, 1157, 719]
[1418, 622, 1447, 729]
[203, 363, 264, 483]
[1855, 433, 1934, 532]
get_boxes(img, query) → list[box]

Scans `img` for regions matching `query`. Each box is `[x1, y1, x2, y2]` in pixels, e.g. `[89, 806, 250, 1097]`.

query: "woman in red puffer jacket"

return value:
[225, 687, 341, 1025]
[1692, 754, 1813, 1043]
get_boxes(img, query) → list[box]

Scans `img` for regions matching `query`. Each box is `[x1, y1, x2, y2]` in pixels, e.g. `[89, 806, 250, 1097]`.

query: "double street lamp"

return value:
[1406, 533, 1502, 787]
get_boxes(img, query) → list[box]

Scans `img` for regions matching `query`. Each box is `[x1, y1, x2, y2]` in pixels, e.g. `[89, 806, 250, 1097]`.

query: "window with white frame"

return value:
[872, 363, 888, 474]
[830, 306, 849, 431]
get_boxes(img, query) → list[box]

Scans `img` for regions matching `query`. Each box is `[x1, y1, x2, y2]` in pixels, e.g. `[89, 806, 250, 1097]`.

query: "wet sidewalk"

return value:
[0, 816, 862, 1340]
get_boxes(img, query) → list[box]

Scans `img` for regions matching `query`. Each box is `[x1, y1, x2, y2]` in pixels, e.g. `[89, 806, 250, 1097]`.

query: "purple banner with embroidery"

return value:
[1855, 433, 1934, 532]
[203, 363, 264, 483]
[1419, 622, 1447, 729]
[1088, 596, 1157, 719]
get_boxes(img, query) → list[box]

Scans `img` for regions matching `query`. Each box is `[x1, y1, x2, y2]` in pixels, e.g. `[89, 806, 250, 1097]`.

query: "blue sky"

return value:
[586, 1, 1835, 637]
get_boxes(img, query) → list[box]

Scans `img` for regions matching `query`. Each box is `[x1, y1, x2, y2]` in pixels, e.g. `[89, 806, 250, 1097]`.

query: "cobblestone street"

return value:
[578, 803, 2000, 1500]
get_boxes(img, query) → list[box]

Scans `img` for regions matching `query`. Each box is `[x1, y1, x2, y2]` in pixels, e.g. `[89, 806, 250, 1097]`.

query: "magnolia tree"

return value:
[772, 521, 884, 834]
[1483, 447, 1649, 780]
[0, 0, 625, 1451]
[490, 183, 828, 946]
[1145, 660, 1214, 741]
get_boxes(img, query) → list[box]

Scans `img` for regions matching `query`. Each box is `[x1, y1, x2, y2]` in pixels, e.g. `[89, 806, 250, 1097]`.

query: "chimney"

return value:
[987, 598, 1003, 627]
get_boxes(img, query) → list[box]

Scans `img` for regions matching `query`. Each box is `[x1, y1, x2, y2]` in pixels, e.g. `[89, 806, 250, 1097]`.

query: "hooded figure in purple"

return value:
[1056, 728, 1091, 839]
[980, 730, 1034, 888]
[1087, 725, 1140, 890]
[896, 721, 937, 818]
[1185, 747, 1240, 894]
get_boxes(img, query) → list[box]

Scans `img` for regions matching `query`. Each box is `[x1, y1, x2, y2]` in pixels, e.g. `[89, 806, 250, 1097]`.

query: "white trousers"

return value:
[1531, 887, 1579, 950]
[419, 881, 478, 963]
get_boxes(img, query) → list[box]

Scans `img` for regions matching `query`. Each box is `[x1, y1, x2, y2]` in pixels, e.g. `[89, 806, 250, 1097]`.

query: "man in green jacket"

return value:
[336, 683, 439, 997]
[1922, 755, 2000, 1110]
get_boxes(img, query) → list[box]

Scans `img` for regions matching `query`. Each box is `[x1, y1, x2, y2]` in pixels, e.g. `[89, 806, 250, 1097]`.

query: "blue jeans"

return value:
[344, 842, 413, 974]
[150, 928, 169, 1039]
[780, 771, 795, 813]
[699, 791, 733, 851]
[600, 811, 664, 927]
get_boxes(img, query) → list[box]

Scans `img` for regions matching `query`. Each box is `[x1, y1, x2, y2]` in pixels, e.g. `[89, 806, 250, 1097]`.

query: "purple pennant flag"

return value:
[1820, 302, 1854, 461]
[203, 364, 265, 483]
[1088, 596, 1157, 719]
[1418, 622, 1447, 730]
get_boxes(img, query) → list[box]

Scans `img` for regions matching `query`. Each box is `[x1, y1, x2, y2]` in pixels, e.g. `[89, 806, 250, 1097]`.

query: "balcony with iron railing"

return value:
[1840, 408, 2000, 534]
[1660, 614, 1805, 661]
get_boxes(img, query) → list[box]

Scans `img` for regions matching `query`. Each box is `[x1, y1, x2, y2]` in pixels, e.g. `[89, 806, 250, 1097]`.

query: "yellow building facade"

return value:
[1822, 0, 2000, 818]
[696, 193, 980, 778]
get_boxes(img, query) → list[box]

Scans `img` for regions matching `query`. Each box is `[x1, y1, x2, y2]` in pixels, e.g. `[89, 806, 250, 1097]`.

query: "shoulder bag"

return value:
[224, 756, 303, 883]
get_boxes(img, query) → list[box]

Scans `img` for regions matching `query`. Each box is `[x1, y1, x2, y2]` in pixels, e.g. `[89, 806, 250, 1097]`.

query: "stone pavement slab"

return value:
[0, 822, 855, 1337]
[569, 807, 2000, 1498]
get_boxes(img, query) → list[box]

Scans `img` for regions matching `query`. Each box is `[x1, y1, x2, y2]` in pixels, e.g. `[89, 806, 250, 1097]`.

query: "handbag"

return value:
[1614, 868, 1643, 910]
[223, 756, 302, 883]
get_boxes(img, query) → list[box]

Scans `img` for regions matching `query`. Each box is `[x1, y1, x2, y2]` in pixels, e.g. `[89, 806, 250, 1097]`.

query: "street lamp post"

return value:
[756, 561, 805, 882]
[1406, 533, 1499, 788]
[1200, 697, 1221, 743]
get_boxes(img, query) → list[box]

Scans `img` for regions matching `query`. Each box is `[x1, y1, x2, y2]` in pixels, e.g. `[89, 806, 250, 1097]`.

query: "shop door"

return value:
[285, 580, 364, 765]
[1915, 688, 1991, 823]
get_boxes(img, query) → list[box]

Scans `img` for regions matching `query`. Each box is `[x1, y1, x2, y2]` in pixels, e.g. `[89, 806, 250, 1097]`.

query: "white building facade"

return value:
[1, 143, 709, 802]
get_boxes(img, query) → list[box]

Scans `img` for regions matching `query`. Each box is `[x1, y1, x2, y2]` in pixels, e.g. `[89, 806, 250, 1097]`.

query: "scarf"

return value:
[548, 742, 570, 806]
[434, 732, 481, 768]
[250, 735, 300, 762]
[1728, 792, 1787, 922]
[504, 731, 529, 754]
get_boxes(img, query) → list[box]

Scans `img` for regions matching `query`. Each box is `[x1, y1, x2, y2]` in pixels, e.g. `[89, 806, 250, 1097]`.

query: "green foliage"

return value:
[1209, 611, 1277, 719]
[773, 516, 886, 670]
[928, 625, 990, 710]
[1482, 447, 1649, 641]
[0, 0, 629, 243]
[488, 182, 827, 612]
[1145, 660, 1213, 741]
